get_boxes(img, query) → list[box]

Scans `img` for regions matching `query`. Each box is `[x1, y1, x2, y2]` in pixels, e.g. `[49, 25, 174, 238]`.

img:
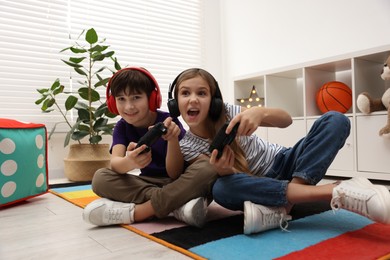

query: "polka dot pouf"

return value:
[0, 119, 48, 207]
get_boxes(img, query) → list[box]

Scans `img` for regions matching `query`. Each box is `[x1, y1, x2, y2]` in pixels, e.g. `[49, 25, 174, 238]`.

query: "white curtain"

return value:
[0, 0, 203, 129]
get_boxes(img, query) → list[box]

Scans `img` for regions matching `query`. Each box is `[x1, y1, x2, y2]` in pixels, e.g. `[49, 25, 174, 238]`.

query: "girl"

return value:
[170, 68, 390, 235]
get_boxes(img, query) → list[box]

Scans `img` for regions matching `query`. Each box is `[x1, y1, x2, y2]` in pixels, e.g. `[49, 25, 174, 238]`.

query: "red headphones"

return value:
[106, 67, 162, 115]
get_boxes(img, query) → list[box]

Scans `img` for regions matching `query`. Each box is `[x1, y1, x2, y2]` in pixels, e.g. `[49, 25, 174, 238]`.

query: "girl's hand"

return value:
[226, 108, 260, 137]
[209, 145, 235, 176]
[126, 142, 152, 169]
[161, 117, 181, 141]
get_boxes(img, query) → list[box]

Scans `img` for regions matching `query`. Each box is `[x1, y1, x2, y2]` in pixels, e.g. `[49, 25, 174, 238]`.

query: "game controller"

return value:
[136, 122, 167, 154]
[209, 122, 239, 159]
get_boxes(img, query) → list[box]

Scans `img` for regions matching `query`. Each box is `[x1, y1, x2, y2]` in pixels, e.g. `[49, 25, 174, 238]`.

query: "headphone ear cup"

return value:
[167, 98, 180, 118]
[149, 90, 157, 112]
[209, 97, 223, 121]
[148, 83, 162, 112]
[107, 95, 119, 115]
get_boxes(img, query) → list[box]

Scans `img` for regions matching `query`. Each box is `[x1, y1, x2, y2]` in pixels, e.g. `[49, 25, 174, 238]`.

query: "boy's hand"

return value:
[126, 142, 152, 169]
[161, 117, 181, 141]
[209, 145, 235, 176]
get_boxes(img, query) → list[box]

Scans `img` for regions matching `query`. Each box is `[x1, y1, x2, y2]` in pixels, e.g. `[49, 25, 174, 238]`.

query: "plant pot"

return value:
[64, 143, 110, 182]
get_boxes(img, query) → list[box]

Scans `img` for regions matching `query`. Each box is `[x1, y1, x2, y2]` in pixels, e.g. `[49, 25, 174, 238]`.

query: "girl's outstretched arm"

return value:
[227, 106, 292, 136]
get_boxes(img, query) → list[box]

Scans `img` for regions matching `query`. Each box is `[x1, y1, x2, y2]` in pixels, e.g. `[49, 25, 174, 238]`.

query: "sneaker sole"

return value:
[243, 201, 254, 235]
[175, 198, 207, 228]
[191, 198, 207, 228]
[370, 185, 390, 224]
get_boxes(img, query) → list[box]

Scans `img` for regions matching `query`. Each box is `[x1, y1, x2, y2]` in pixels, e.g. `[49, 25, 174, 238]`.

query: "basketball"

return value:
[316, 81, 352, 114]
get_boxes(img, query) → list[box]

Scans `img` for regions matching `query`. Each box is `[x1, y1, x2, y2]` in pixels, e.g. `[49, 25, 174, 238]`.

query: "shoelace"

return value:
[331, 191, 368, 217]
[106, 208, 123, 223]
[263, 210, 292, 232]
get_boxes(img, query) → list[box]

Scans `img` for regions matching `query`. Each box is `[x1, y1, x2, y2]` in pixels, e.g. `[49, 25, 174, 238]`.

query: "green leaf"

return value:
[37, 88, 49, 94]
[49, 123, 58, 140]
[95, 67, 107, 74]
[65, 95, 78, 110]
[92, 54, 105, 61]
[99, 125, 114, 135]
[106, 110, 118, 118]
[95, 103, 107, 117]
[113, 57, 122, 70]
[50, 79, 61, 90]
[71, 131, 89, 141]
[75, 101, 89, 110]
[64, 131, 71, 147]
[89, 135, 102, 144]
[78, 108, 91, 122]
[77, 124, 90, 132]
[104, 51, 114, 58]
[62, 59, 83, 68]
[86, 28, 98, 44]
[42, 98, 55, 110]
[64, 122, 80, 146]
[60, 46, 71, 53]
[43, 109, 55, 113]
[52, 85, 65, 95]
[75, 67, 87, 76]
[69, 57, 86, 63]
[79, 87, 100, 102]
[35, 96, 46, 105]
[70, 47, 87, 54]
[90, 45, 104, 53]
[93, 117, 108, 131]
[94, 77, 109, 87]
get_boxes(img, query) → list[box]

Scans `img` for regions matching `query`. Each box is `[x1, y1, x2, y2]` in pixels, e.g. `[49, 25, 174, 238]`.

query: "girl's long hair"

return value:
[174, 68, 250, 174]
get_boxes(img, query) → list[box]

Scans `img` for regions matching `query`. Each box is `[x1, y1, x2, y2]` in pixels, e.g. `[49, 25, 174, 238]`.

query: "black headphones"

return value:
[167, 68, 223, 121]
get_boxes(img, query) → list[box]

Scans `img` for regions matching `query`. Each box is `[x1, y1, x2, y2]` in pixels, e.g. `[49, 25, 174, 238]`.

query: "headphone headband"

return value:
[106, 67, 162, 114]
[168, 68, 222, 99]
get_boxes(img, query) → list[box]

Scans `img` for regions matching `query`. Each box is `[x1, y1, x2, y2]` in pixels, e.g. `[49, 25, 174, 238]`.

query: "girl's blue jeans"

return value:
[212, 111, 351, 211]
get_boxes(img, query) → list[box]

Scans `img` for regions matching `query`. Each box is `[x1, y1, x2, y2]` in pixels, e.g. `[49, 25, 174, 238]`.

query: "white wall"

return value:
[219, 0, 390, 103]
[49, 0, 390, 181]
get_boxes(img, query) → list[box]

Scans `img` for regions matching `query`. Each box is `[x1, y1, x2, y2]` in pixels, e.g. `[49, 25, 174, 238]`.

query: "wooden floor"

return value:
[0, 192, 191, 260]
[2, 177, 389, 259]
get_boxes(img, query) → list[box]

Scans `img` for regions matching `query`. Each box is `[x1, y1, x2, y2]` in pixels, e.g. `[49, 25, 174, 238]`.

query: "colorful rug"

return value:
[50, 185, 390, 260]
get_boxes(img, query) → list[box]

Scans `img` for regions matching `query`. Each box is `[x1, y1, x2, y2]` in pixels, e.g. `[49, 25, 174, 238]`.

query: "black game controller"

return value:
[136, 122, 168, 154]
[209, 122, 239, 159]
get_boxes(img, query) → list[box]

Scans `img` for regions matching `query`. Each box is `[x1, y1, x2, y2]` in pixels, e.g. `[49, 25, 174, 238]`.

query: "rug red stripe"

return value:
[276, 223, 390, 260]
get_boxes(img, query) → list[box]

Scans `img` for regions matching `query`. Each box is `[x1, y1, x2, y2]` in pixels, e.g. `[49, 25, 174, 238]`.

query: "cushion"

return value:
[0, 118, 48, 207]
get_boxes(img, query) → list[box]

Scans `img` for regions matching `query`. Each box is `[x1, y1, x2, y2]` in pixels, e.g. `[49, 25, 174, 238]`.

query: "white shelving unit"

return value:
[234, 45, 390, 181]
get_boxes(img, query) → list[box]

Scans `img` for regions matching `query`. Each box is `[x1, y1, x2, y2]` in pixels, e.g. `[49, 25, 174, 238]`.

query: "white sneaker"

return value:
[331, 177, 390, 224]
[173, 197, 207, 228]
[83, 198, 135, 226]
[244, 201, 292, 235]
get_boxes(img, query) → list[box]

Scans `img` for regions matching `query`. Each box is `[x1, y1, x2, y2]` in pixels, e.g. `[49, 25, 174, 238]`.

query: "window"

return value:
[0, 0, 203, 130]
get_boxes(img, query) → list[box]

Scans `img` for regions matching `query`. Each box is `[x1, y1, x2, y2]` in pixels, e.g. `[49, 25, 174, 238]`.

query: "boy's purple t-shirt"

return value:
[111, 110, 185, 177]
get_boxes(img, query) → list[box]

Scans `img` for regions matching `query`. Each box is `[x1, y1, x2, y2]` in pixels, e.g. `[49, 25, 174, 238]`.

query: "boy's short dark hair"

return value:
[110, 69, 156, 98]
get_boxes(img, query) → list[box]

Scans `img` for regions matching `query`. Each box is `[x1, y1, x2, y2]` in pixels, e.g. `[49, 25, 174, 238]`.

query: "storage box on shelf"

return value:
[234, 45, 390, 181]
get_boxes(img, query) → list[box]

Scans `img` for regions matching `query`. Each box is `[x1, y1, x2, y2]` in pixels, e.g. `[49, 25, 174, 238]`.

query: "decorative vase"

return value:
[64, 144, 110, 182]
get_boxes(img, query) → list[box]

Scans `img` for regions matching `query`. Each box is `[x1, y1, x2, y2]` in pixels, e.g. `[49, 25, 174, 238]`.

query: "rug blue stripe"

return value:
[50, 184, 92, 193]
[190, 210, 373, 260]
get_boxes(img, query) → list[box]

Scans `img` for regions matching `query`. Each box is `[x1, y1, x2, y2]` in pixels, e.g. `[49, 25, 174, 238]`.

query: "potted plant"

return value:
[35, 28, 121, 181]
